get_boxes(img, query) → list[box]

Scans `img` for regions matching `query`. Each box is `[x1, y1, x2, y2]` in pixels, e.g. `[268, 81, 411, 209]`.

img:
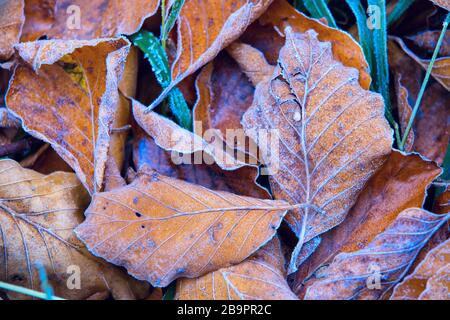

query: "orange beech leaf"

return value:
[407, 30, 450, 56]
[242, 0, 371, 89]
[149, 0, 273, 109]
[134, 99, 251, 171]
[391, 237, 450, 300]
[75, 167, 290, 287]
[242, 29, 392, 273]
[0, 159, 148, 300]
[6, 38, 130, 194]
[133, 125, 270, 199]
[418, 264, 450, 300]
[392, 36, 450, 91]
[21, 0, 160, 41]
[304, 208, 450, 300]
[293, 150, 442, 294]
[0, 0, 24, 61]
[175, 238, 298, 300]
[389, 40, 450, 164]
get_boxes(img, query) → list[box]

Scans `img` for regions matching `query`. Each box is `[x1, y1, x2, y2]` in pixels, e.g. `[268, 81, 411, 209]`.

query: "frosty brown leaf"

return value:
[242, 29, 392, 273]
[0, 159, 148, 300]
[175, 238, 298, 300]
[75, 167, 289, 287]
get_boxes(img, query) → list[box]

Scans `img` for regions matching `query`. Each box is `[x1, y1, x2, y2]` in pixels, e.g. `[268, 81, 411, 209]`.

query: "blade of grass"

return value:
[303, 0, 337, 28]
[161, 0, 185, 46]
[387, 0, 414, 27]
[346, 0, 374, 73]
[0, 281, 64, 300]
[293, 0, 307, 12]
[37, 263, 54, 300]
[132, 31, 192, 130]
[400, 13, 450, 150]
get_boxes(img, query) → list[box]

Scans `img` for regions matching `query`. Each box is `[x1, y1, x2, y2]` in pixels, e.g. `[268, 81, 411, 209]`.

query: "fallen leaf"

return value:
[133, 125, 270, 199]
[21, 0, 160, 41]
[6, 38, 130, 194]
[293, 150, 442, 294]
[242, 0, 371, 89]
[242, 29, 392, 273]
[133, 99, 249, 171]
[304, 208, 450, 300]
[392, 36, 450, 91]
[419, 264, 450, 300]
[175, 237, 298, 300]
[0, 0, 24, 61]
[75, 166, 290, 287]
[149, 0, 273, 109]
[0, 159, 148, 300]
[391, 237, 450, 300]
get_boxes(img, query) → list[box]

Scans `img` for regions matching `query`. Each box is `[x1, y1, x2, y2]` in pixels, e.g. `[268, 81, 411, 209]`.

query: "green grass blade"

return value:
[161, 0, 185, 44]
[0, 281, 64, 300]
[400, 13, 450, 149]
[303, 0, 337, 28]
[37, 263, 54, 300]
[131, 31, 192, 130]
[387, 0, 414, 27]
[293, 0, 307, 12]
[346, 0, 374, 72]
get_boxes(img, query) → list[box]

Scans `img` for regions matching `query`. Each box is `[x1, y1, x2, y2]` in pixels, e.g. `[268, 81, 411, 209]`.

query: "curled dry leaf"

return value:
[392, 36, 450, 91]
[391, 237, 450, 300]
[149, 0, 273, 109]
[134, 99, 250, 171]
[389, 40, 450, 164]
[0, 159, 148, 300]
[242, 29, 392, 273]
[175, 237, 298, 300]
[0, 0, 24, 61]
[75, 167, 289, 287]
[419, 264, 450, 300]
[6, 38, 130, 194]
[21, 0, 160, 41]
[133, 125, 270, 199]
[304, 208, 450, 300]
[242, 0, 371, 89]
[294, 150, 442, 294]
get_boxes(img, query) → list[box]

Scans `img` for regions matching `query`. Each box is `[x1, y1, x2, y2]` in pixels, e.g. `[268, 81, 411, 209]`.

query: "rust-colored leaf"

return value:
[391, 237, 450, 300]
[6, 38, 130, 194]
[0, 159, 148, 300]
[149, 0, 273, 108]
[75, 167, 289, 287]
[304, 208, 450, 300]
[430, 0, 450, 11]
[294, 150, 442, 294]
[0, 0, 24, 61]
[21, 0, 160, 41]
[242, 29, 392, 272]
[242, 0, 371, 89]
[175, 238, 298, 300]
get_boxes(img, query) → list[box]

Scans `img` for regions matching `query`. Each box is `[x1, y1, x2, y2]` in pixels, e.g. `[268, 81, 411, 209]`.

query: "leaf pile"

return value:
[0, 0, 449, 300]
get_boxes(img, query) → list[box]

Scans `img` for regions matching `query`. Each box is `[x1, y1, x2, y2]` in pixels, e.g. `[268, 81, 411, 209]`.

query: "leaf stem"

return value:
[400, 13, 450, 150]
[0, 281, 64, 300]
